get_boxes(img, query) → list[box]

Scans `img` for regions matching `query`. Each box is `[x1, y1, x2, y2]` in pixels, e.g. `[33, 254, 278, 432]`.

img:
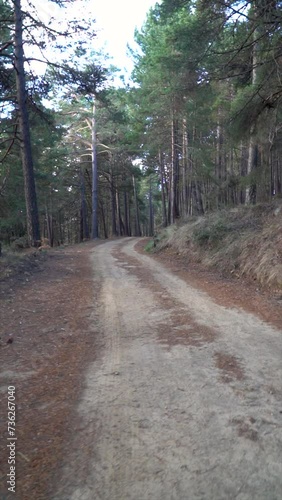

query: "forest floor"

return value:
[1, 238, 282, 499]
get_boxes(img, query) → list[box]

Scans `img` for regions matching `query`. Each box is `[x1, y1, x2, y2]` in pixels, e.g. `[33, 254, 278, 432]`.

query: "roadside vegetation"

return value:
[0, 243, 49, 281]
[148, 201, 282, 292]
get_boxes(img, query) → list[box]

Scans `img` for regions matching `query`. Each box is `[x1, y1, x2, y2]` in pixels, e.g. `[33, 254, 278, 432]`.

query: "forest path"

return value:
[55, 238, 282, 500]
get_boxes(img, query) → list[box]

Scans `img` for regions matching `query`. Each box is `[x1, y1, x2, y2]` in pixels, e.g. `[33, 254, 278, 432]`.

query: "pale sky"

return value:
[88, 0, 157, 73]
[30, 0, 157, 78]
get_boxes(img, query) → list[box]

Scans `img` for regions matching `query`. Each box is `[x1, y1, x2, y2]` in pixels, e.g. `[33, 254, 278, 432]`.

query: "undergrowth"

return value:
[0, 246, 44, 281]
[144, 240, 155, 252]
[151, 202, 282, 291]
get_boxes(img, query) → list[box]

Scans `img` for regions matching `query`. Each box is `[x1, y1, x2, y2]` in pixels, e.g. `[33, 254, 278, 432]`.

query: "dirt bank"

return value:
[152, 203, 282, 292]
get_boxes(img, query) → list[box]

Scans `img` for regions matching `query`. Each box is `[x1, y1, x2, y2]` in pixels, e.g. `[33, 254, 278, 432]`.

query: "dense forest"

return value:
[0, 0, 282, 248]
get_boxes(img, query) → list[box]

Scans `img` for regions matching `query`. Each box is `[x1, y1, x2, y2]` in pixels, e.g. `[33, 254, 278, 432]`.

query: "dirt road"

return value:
[54, 238, 282, 500]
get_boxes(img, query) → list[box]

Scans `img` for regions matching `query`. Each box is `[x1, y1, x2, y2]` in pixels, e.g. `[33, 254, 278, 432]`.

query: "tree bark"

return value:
[99, 200, 108, 239]
[110, 168, 118, 237]
[116, 189, 124, 236]
[170, 118, 179, 224]
[182, 119, 189, 217]
[132, 175, 141, 237]
[159, 150, 168, 227]
[46, 209, 54, 247]
[216, 109, 224, 208]
[91, 101, 99, 238]
[245, 127, 258, 204]
[148, 175, 154, 237]
[80, 167, 90, 240]
[123, 190, 130, 236]
[245, 6, 259, 204]
[14, 0, 40, 246]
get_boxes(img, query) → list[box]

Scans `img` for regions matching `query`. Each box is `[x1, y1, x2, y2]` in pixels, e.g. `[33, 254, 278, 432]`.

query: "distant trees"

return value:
[14, 0, 40, 245]
[0, 0, 104, 246]
[50, 86, 152, 242]
[130, 0, 282, 220]
[1, 0, 281, 249]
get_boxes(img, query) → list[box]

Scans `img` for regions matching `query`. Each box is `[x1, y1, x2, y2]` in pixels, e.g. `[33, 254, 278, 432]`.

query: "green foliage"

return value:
[230, 85, 267, 140]
[10, 236, 29, 251]
[1, 0, 282, 246]
[144, 239, 155, 252]
[193, 219, 231, 247]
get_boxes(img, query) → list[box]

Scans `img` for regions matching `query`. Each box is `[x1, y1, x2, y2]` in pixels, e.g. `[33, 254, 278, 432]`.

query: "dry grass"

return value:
[0, 247, 49, 281]
[153, 201, 282, 291]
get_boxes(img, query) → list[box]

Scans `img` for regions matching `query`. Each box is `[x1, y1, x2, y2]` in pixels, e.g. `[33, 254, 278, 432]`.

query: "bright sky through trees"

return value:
[29, 0, 157, 77]
[88, 0, 157, 73]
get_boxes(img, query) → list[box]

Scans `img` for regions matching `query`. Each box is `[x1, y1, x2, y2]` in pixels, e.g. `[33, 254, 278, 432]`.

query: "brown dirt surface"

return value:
[213, 351, 245, 384]
[1, 237, 282, 500]
[135, 239, 282, 331]
[0, 242, 102, 500]
[112, 245, 218, 349]
[53, 237, 282, 500]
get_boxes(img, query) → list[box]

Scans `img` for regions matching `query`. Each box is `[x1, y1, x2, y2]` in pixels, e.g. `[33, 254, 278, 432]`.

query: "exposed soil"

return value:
[213, 352, 245, 384]
[112, 245, 217, 349]
[1, 237, 282, 500]
[0, 243, 102, 500]
[136, 239, 282, 330]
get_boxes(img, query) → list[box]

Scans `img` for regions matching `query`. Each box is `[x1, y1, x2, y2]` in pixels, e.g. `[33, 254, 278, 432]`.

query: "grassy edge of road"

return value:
[146, 202, 282, 294]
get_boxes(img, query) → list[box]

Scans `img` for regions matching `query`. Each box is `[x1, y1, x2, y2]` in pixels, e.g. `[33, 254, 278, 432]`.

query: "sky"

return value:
[87, 0, 157, 74]
[33, 0, 157, 78]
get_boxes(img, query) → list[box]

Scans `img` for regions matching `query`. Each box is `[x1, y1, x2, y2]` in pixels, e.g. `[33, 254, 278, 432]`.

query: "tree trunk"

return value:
[123, 190, 130, 236]
[128, 198, 132, 237]
[110, 169, 118, 237]
[182, 119, 189, 218]
[116, 189, 124, 236]
[91, 101, 99, 238]
[159, 150, 168, 227]
[99, 200, 108, 239]
[216, 109, 224, 208]
[132, 175, 141, 237]
[14, 0, 40, 246]
[148, 175, 154, 237]
[245, 7, 259, 205]
[80, 167, 90, 240]
[46, 209, 54, 247]
[245, 126, 258, 204]
[170, 118, 180, 224]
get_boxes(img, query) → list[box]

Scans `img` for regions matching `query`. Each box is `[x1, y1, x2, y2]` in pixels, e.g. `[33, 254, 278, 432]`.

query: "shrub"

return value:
[144, 240, 155, 252]
[10, 236, 29, 251]
[193, 220, 230, 247]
